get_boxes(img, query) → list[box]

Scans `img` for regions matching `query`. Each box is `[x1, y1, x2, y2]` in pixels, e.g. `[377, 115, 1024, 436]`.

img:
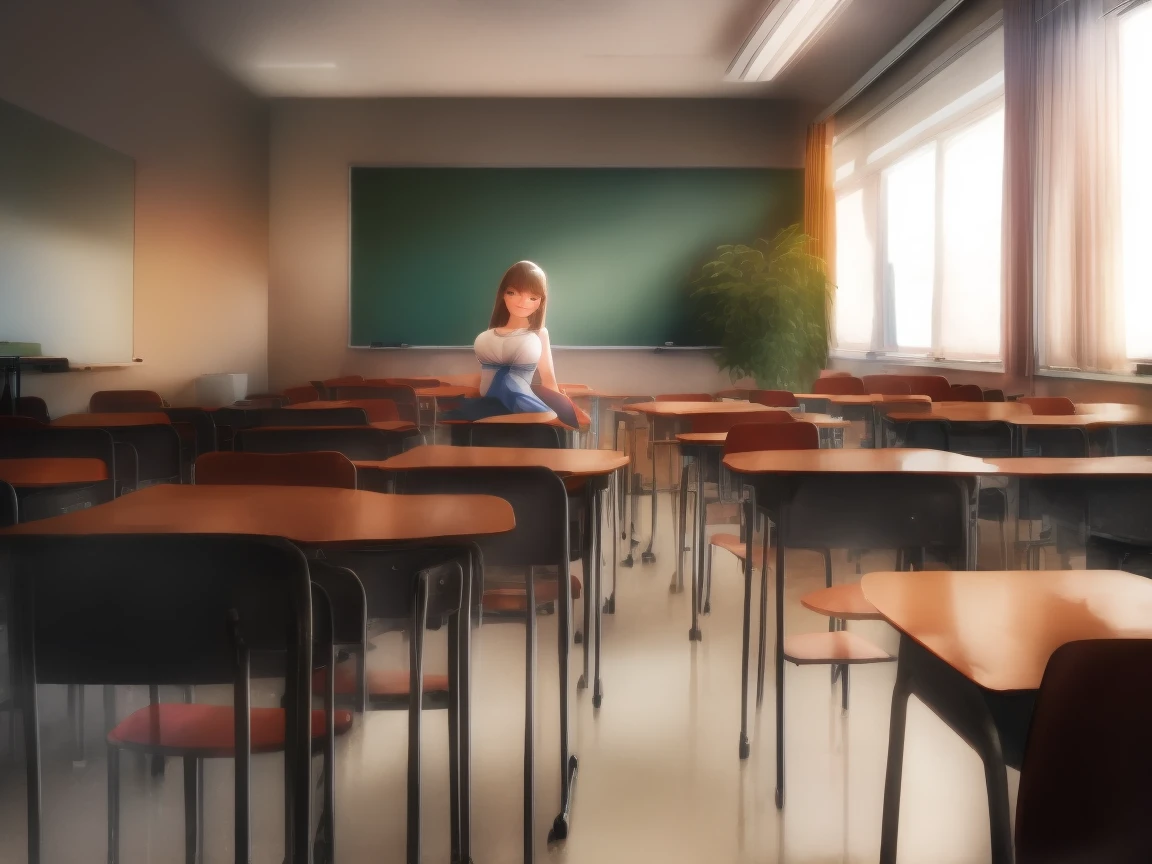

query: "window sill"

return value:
[829, 350, 1004, 375]
[1036, 367, 1152, 386]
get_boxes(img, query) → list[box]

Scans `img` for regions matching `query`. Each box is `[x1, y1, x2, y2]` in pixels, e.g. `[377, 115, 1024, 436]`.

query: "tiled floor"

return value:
[0, 493, 1016, 863]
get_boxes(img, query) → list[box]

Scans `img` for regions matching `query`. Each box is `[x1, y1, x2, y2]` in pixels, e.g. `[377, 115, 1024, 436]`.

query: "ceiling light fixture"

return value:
[726, 0, 850, 83]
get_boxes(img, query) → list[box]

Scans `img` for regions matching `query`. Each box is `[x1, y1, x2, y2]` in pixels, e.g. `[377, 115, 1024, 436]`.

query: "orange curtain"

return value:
[803, 120, 836, 280]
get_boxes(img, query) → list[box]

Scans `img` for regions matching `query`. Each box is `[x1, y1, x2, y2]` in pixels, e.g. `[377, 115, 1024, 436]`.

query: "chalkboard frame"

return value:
[346, 164, 803, 349]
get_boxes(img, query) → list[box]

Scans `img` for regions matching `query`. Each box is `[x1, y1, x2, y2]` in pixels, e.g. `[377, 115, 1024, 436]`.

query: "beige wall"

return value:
[0, 0, 269, 416]
[268, 97, 808, 393]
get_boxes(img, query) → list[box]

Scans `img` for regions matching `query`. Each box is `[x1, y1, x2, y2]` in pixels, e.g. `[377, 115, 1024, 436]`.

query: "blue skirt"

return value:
[442, 364, 580, 428]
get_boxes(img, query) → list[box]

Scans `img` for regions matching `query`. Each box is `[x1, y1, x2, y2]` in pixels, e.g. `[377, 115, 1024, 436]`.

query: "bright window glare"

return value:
[885, 145, 936, 350]
[1121, 5, 1152, 359]
[940, 109, 1004, 358]
[834, 188, 875, 346]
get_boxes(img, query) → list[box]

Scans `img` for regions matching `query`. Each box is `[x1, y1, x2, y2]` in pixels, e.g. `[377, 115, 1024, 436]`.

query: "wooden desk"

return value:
[721, 448, 995, 803]
[3, 483, 510, 545]
[0, 457, 108, 489]
[624, 401, 779, 564]
[472, 411, 591, 431]
[362, 444, 626, 838]
[794, 393, 932, 405]
[53, 412, 171, 428]
[863, 569, 1152, 864]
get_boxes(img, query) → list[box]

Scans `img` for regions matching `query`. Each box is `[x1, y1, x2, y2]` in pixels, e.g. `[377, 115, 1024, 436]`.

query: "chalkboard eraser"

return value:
[400, 343, 410, 348]
[664, 342, 674, 347]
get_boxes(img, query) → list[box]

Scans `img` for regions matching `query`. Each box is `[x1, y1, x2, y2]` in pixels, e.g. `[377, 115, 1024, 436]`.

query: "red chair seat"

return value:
[313, 665, 450, 697]
[483, 573, 582, 613]
[107, 703, 353, 757]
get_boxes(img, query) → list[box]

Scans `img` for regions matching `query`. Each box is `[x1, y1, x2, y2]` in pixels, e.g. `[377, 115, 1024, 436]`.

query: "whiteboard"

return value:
[0, 98, 134, 363]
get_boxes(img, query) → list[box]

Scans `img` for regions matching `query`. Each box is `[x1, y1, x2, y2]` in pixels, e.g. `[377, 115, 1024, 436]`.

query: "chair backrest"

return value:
[0, 429, 117, 513]
[1019, 396, 1077, 416]
[749, 390, 799, 408]
[949, 384, 985, 402]
[3, 533, 315, 862]
[724, 421, 820, 454]
[106, 425, 182, 485]
[323, 376, 364, 388]
[0, 481, 16, 528]
[164, 408, 217, 457]
[690, 411, 793, 434]
[655, 393, 713, 402]
[14, 396, 49, 424]
[1015, 639, 1152, 864]
[89, 390, 165, 413]
[983, 388, 1006, 402]
[0, 416, 47, 429]
[901, 375, 953, 401]
[392, 467, 568, 570]
[322, 399, 400, 423]
[861, 375, 913, 396]
[1113, 425, 1152, 456]
[258, 407, 370, 428]
[467, 423, 564, 449]
[381, 378, 439, 388]
[334, 385, 419, 423]
[235, 426, 414, 461]
[284, 385, 321, 404]
[196, 451, 357, 489]
[809, 376, 865, 395]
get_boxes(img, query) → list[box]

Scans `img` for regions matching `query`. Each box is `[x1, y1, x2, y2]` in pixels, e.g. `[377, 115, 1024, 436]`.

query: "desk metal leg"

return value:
[592, 488, 604, 709]
[459, 560, 474, 864]
[756, 527, 771, 708]
[549, 540, 579, 843]
[773, 513, 786, 809]
[407, 572, 430, 864]
[605, 469, 618, 614]
[642, 436, 658, 563]
[523, 573, 537, 864]
[881, 636, 1015, 864]
[689, 458, 703, 642]
[673, 459, 690, 596]
[739, 495, 754, 760]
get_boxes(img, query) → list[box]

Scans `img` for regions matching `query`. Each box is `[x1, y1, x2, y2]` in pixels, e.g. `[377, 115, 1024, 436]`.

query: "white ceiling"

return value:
[149, 0, 948, 104]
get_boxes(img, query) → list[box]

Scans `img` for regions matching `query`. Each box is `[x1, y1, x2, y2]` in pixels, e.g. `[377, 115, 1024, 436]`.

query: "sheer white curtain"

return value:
[1035, 0, 1126, 372]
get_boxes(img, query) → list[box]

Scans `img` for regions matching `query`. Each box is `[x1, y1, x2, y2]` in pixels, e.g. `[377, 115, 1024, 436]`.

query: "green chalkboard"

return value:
[349, 167, 802, 347]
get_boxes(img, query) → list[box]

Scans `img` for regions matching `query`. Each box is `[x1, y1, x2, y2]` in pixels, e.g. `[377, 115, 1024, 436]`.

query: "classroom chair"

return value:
[1113, 424, 1152, 456]
[284, 385, 321, 404]
[89, 390, 165, 413]
[101, 418, 182, 490]
[809, 375, 865, 396]
[390, 466, 577, 848]
[1019, 396, 1076, 415]
[195, 451, 358, 489]
[1015, 640, 1152, 864]
[236, 425, 418, 461]
[0, 428, 117, 521]
[983, 388, 1007, 402]
[749, 390, 799, 408]
[860, 375, 912, 396]
[15, 396, 49, 423]
[334, 384, 419, 424]
[0, 415, 46, 429]
[4, 534, 344, 864]
[949, 383, 985, 402]
[900, 375, 953, 402]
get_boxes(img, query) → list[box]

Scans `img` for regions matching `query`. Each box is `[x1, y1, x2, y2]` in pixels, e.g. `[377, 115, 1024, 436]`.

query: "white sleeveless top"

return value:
[474, 327, 546, 396]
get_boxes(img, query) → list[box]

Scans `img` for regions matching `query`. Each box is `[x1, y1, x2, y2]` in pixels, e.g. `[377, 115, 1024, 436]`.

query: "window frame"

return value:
[832, 95, 1006, 366]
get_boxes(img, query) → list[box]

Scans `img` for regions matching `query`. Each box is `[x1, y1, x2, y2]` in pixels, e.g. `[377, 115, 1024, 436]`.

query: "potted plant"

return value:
[693, 224, 832, 392]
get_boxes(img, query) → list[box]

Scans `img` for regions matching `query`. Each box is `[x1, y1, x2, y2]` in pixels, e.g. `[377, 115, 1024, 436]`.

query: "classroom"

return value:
[1, 0, 1151, 862]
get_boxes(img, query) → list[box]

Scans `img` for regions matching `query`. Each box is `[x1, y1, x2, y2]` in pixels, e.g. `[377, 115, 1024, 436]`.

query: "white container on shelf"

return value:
[195, 373, 248, 408]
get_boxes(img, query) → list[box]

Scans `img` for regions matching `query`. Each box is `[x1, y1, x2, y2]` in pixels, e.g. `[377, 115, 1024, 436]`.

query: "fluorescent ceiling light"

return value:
[727, 0, 850, 83]
[256, 62, 337, 70]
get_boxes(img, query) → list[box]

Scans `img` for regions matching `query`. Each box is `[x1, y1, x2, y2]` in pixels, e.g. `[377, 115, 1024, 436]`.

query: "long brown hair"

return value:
[489, 260, 548, 330]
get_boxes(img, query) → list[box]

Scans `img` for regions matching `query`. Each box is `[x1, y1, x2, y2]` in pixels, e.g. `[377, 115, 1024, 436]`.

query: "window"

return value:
[832, 26, 1005, 363]
[1121, 3, 1152, 360]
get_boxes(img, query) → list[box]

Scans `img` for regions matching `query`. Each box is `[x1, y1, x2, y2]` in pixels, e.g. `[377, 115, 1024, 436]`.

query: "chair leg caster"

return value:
[574, 630, 583, 644]
[668, 581, 683, 594]
[592, 683, 603, 709]
[602, 596, 615, 614]
[150, 756, 165, 777]
[577, 675, 587, 691]
[641, 551, 656, 563]
[739, 736, 750, 759]
[688, 628, 702, 642]
[702, 602, 711, 615]
[775, 788, 784, 809]
[621, 555, 634, 568]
